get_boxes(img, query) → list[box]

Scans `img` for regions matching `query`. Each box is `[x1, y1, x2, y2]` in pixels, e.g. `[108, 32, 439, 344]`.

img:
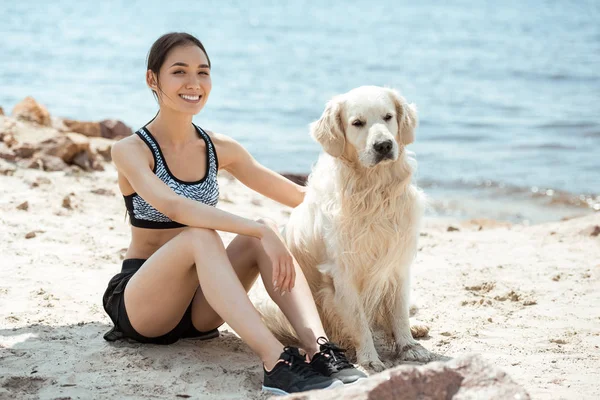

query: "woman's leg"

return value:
[190, 219, 328, 357]
[123, 227, 283, 369]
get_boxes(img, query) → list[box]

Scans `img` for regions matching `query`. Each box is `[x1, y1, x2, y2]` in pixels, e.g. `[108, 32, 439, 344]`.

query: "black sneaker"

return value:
[262, 347, 343, 395]
[309, 337, 368, 384]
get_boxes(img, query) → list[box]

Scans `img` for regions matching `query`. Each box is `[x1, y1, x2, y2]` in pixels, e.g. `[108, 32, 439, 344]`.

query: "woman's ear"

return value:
[310, 97, 346, 157]
[146, 70, 158, 91]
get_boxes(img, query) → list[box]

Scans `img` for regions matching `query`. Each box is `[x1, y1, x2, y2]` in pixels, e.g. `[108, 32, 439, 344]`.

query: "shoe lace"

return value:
[283, 347, 321, 379]
[316, 337, 353, 370]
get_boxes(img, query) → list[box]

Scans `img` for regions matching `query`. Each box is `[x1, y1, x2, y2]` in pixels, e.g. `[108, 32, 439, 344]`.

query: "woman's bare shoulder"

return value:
[111, 133, 153, 167]
[203, 130, 236, 146]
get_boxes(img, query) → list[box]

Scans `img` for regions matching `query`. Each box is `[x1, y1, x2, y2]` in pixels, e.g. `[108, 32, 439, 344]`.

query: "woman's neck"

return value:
[147, 107, 197, 146]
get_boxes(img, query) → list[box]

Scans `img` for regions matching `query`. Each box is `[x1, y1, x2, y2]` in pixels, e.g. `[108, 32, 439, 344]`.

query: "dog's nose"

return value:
[373, 140, 393, 155]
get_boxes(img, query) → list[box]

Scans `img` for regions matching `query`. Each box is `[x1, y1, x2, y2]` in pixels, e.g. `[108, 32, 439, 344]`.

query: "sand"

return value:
[1, 161, 599, 399]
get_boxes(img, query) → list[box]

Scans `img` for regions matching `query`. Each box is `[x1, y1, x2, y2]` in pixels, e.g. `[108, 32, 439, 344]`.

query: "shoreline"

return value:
[1, 97, 598, 226]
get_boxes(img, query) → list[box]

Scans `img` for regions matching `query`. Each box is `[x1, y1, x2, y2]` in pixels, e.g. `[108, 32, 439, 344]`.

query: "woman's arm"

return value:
[112, 137, 296, 292]
[216, 134, 306, 208]
[112, 138, 266, 237]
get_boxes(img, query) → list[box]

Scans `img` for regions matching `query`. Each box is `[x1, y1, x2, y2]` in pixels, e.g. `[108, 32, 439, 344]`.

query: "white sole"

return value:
[346, 376, 368, 385]
[262, 379, 343, 396]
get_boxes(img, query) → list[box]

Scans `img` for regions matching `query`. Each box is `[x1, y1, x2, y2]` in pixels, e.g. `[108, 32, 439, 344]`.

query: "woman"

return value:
[102, 32, 366, 395]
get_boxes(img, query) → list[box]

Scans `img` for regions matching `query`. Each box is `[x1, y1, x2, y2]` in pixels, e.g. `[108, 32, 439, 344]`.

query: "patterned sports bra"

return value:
[123, 124, 219, 229]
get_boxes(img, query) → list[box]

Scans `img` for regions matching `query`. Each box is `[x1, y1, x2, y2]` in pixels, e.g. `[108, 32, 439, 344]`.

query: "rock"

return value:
[100, 119, 132, 139]
[0, 142, 16, 161]
[22, 157, 44, 170]
[0, 106, 4, 115]
[31, 176, 52, 187]
[62, 195, 74, 210]
[39, 154, 69, 171]
[72, 151, 98, 171]
[25, 231, 37, 239]
[581, 225, 600, 237]
[65, 132, 92, 152]
[1, 133, 17, 147]
[281, 173, 308, 186]
[410, 324, 430, 338]
[280, 354, 529, 400]
[1, 118, 18, 146]
[91, 188, 115, 196]
[96, 145, 111, 161]
[37, 134, 88, 163]
[89, 138, 113, 161]
[447, 226, 460, 232]
[16, 201, 29, 211]
[62, 119, 102, 137]
[463, 218, 512, 230]
[13, 143, 36, 158]
[51, 117, 69, 132]
[11, 97, 51, 126]
[90, 153, 105, 171]
[0, 159, 17, 175]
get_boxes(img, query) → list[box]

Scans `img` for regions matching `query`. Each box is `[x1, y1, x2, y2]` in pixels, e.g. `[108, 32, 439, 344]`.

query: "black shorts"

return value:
[102, 258, 219, 345]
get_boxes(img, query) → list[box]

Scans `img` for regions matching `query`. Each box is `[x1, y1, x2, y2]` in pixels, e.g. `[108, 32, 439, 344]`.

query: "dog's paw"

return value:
[396, 342, 436, 363]
[410, 323, 430, 338]
[358, 359, 386, 373]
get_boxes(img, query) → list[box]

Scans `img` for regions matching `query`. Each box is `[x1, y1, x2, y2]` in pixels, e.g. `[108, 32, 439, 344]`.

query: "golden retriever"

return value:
[263, 86, 434, 371]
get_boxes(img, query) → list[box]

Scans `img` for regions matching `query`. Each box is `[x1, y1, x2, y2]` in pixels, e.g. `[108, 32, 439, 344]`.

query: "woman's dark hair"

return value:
[146, 32, 211, 100]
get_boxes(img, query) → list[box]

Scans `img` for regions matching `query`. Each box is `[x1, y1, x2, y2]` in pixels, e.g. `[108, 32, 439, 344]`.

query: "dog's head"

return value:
[311, 86, 418, 168]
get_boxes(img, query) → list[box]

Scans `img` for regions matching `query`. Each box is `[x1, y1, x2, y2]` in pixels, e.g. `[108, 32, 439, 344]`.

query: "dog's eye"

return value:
[351, 119, 364, 127]
[383, 113, 393, 121]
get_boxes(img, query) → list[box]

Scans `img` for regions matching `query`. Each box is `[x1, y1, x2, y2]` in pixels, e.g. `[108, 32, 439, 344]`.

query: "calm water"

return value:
[1, 1, 599, 222]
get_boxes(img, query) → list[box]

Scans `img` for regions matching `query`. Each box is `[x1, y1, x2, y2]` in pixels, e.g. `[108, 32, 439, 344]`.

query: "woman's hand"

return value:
[258, 224, 296, 296]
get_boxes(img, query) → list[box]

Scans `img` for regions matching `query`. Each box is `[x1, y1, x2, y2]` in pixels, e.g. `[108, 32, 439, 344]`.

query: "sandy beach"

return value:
[1, 115, 599, 399]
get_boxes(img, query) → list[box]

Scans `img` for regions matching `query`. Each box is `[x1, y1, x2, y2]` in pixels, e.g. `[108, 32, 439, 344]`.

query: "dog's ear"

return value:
[388, 89, 418, 145]
[310, 97, 346, 157]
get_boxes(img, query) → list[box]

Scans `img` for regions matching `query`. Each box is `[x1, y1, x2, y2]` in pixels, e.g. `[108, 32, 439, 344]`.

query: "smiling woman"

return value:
[100, 32, 366, 395]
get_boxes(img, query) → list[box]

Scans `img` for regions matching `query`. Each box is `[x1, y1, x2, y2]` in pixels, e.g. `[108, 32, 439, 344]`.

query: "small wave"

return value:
[584, 130, 600, 138]
[424, 134, 487, 143]
[418, 178, 600, 211]
[462, 121, 501, 128]
[536, 121, 598, 130]
[512, 70, 599, 83]
[512, 143, 578, 151]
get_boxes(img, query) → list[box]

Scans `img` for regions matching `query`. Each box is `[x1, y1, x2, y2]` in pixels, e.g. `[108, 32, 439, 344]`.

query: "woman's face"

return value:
[148, 44, 212, 114]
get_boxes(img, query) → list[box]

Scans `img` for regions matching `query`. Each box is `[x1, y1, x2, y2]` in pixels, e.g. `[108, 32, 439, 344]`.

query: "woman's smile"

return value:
[179, 94, 202, 103]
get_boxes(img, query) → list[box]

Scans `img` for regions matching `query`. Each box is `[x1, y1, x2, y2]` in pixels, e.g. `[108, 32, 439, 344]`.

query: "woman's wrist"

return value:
[252, 221, 270, 239]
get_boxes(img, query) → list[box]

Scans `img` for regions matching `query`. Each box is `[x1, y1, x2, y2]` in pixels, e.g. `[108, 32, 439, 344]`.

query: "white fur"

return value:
[261, 86, 434, 371]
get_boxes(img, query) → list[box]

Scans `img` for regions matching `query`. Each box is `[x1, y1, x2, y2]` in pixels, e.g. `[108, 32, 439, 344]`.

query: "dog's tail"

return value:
[255, 299, 302, 347]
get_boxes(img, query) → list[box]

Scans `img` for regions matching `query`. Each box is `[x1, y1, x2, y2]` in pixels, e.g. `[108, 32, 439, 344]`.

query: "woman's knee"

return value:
[181, 227, 222, 247]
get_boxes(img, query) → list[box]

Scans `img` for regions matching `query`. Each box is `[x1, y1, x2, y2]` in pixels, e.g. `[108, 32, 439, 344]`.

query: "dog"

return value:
[263, 86, 434, 371]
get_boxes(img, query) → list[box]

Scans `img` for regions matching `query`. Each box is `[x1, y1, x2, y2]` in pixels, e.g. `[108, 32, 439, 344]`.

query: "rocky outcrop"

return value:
[100, 119, 132, 139]
[0, 142, 16, 161]
[62, 119, 102, 137]
[11, 97, 51, 126]
[60, 118, 132, 139]
[0, 98, 125, 172]
[281, 173, 308, 186]
[279, 355, 529, 400]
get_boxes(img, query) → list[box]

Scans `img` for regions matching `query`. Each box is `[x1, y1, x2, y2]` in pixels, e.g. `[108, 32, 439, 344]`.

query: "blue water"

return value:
[1, 1, 599, 221]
